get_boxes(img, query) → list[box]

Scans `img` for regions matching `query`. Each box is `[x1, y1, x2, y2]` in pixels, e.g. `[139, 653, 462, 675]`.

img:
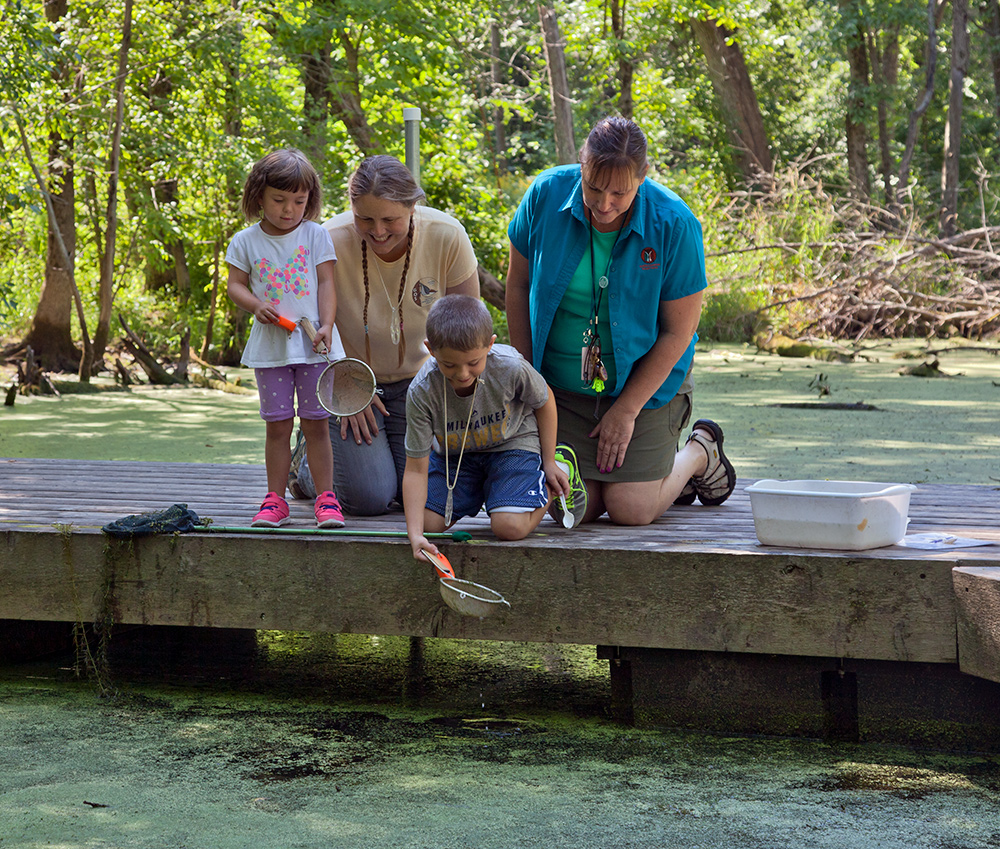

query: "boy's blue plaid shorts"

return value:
[426, 449, 548, 521]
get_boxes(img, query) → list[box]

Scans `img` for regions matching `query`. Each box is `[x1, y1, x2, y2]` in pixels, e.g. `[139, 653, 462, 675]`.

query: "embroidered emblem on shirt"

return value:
[640, 246, 660, 271]
[412, 277, 440, 307]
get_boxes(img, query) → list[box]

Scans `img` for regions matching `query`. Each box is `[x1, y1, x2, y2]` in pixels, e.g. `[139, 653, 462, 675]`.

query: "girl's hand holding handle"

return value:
[313, 323, 334, 354]
[254, 304, 279, 326]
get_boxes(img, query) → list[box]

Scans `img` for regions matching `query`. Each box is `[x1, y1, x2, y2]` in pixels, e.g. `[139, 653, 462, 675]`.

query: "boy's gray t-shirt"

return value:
[405, 343, 549, 458]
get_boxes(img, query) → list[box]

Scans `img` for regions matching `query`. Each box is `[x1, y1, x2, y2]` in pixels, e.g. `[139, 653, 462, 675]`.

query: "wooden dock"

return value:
[2, 457, 999, 749]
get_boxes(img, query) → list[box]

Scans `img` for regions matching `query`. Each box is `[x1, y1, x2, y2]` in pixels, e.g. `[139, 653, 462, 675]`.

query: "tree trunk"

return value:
[216, 3, 247, 367]
[201, 240, 222, 362]
[609, 0, 634, 118]
[539, 4, 576, 164]
[141, 62, 193, 301]
[868, 25, 899, 209]
[331, 27, 375, 155]
[92, 0, 132, 376]
[491, 20, 506, 170]
[690, 17, 773, 184]
[986, 0, 1000, 123]
[840, 0, 872, 203]
[477, 264, 505, 312]
[896, 0, 944, 210]
[23, 0, 80, 372]
[302, 46, 332, 168]
[941, 0, 970, 237]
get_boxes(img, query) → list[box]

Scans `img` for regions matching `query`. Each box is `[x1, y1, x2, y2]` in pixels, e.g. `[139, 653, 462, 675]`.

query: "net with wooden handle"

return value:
[299, 319, 377, 416]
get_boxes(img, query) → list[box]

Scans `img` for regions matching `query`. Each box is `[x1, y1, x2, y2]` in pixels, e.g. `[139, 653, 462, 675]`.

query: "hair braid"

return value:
[361, 239, 372, 366]
[395, 214, 415, 367]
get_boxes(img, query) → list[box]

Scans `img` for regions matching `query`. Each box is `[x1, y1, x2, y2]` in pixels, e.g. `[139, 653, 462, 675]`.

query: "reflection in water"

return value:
[103, 626, 611, 720]
[258, 632, 611, 718]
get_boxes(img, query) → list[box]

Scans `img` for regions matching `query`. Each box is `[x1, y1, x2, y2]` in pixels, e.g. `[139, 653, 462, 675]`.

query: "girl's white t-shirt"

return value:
[225, 220, 343, 368]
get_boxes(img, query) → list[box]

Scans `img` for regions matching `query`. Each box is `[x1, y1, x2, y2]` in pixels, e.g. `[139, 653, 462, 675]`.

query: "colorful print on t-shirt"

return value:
[256, 246, 312, 306]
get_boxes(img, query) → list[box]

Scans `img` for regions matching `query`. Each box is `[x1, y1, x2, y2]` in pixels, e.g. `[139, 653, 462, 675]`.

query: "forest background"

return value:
[2, 0, 999, 387]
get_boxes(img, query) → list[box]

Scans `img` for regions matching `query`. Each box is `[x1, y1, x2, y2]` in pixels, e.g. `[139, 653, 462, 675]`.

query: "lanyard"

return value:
[442, 376, 481, 526]
[582, 202, 631, 399]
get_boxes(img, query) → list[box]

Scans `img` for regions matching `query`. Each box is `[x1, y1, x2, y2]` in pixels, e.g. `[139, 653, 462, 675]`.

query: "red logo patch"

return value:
[641, 247, 657, 264]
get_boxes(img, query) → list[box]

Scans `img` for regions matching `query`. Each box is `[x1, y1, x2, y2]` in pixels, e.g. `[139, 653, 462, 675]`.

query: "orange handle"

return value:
[422, 549, 456, 580]
[275, 315, 297, 333]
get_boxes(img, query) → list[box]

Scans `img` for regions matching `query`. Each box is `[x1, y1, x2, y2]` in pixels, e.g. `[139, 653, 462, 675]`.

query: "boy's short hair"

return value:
[426, 295, 494, 352]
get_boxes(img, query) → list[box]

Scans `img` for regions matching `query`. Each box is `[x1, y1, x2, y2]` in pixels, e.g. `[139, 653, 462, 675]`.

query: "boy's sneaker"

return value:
[252, 492, 290, 527]
[315, 490, 345, 528]
[553, 443, 588, 528]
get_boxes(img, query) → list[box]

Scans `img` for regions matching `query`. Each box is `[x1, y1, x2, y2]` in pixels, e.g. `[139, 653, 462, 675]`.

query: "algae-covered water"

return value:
[2, 341, 999, 847]
[1, 340, 998, 483]
[3, 633, 1000, 849]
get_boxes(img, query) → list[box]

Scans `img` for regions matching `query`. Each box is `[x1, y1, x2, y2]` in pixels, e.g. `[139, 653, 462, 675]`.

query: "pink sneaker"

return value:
[315, 491, 345, 528]
[252, 492, 290, 527]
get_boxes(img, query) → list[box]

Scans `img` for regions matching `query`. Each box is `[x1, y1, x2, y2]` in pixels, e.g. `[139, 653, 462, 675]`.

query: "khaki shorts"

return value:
[553, 375, 693, 484]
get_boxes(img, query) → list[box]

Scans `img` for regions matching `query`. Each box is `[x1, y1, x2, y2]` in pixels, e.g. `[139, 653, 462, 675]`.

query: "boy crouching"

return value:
[403, 295, 586, 560]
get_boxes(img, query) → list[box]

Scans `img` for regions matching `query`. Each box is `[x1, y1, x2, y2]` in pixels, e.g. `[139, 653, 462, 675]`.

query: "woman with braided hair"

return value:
[291, 155, 480, 515]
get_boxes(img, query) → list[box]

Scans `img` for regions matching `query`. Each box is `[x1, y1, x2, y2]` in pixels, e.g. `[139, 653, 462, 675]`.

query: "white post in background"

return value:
[403, 107, 421, 186]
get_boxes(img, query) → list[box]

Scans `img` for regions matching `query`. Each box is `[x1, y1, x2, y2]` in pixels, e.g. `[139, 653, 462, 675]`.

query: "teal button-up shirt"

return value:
[508, 164, 707, 409]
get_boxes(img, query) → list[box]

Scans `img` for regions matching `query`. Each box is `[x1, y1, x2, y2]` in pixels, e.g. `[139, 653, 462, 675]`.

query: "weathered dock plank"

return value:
[954, 565, 1000, 684]
[0, 529, 964, 662]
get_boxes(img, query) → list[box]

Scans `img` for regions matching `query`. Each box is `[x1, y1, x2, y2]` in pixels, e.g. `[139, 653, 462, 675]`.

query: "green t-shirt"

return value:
[541, 226, 618, 396]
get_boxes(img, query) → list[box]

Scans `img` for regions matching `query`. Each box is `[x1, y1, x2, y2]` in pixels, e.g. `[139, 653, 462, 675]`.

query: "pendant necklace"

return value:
[361, 218, 413, 369]
[370, 253, 405, 346]
[442, 375, 481, 526]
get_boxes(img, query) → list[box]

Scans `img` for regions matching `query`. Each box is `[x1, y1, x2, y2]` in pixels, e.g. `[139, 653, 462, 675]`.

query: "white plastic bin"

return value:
[745, 479, 917, 550]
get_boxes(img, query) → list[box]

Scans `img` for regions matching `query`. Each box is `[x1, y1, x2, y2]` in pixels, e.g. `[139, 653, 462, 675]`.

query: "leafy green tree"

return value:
[3, 0, 999, 375]
[3, 0, 84, 370]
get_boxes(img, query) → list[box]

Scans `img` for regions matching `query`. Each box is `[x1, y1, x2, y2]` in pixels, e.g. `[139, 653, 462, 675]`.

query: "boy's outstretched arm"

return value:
[536, 387, 569, 498]
[403, 455, 437, 560]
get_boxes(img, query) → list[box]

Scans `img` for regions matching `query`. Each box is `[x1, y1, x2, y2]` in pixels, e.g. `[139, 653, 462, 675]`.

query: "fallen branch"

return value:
[478, 264, 506, 312]
[190, 373, 255, 394]
[118, 314, 184, 385]
[12, 346, 61, 398]
[189, 350, 228, 383]
[113, 357, 135, 388]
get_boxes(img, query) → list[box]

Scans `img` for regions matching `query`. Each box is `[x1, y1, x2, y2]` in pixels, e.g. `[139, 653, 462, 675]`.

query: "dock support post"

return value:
[611, 646, 1000, 750]
[598, 645, 634, 725]
[821, 666, 860, 742]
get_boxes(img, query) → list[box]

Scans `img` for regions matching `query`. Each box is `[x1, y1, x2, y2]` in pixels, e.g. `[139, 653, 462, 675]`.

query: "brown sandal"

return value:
[686, 419, 736, 506]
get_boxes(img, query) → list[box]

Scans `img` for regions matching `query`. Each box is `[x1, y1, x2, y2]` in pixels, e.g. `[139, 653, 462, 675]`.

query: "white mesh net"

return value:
[316, 358, 376, 416]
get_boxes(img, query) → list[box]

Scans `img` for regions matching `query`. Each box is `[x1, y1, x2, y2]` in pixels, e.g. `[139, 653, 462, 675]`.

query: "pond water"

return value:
[2, 629, 999, 848]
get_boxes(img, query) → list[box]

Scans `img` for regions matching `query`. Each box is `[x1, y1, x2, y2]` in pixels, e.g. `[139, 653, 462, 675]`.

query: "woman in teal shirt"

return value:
[506, 116, 736, 525]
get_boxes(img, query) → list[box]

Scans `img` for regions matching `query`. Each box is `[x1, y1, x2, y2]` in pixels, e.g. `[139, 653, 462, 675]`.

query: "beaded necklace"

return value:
[361, 214, 414, 368]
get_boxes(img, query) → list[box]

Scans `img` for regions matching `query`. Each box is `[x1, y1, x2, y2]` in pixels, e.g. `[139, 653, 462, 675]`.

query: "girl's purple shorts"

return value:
[255, 363, 329, 422]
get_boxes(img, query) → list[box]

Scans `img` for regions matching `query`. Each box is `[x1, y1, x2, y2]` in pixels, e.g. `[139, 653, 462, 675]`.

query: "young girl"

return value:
[225, 148, 345, 528]
[288, 155, 480, 515]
